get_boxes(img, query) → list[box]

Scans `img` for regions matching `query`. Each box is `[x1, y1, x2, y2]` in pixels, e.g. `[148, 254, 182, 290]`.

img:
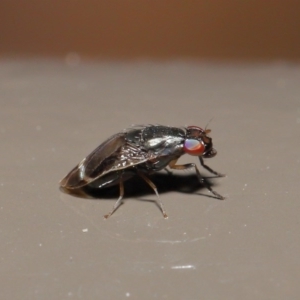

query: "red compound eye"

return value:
[183, 139, 205, 156]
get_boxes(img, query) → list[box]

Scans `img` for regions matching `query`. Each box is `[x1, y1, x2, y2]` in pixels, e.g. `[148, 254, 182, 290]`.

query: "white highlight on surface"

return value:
[171, 265, 196, 270]
[125, 292, 131, 297]
[82, 228, 88, 233]
[156, 237, 206, 244]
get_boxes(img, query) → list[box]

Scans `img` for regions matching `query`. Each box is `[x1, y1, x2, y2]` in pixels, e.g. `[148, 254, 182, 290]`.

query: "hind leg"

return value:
[137, 171, 168, 218]
[104, 178, 125, 219]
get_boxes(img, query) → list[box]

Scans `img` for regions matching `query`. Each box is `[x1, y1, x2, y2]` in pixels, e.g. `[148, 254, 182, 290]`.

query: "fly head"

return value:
[184, 126, 217, 158]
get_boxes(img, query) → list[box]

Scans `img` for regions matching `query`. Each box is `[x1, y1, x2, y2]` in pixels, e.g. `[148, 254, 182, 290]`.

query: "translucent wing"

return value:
[60, 133, 154, 189]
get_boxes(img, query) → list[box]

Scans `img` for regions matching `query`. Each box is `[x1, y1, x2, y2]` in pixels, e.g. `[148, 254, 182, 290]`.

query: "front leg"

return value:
[168, 159, 224, 200]
[199, 157, 225, 177]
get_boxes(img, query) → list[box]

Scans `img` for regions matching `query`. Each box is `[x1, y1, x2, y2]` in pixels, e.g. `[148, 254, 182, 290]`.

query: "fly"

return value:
[60, 125, 224, 219]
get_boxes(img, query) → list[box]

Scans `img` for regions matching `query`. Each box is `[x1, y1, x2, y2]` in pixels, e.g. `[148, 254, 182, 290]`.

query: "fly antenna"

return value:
[205, 118, 214, 133]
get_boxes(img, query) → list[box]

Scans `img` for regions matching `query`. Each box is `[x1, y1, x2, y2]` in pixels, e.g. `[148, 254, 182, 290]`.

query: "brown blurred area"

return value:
[1, 0, 300, 61]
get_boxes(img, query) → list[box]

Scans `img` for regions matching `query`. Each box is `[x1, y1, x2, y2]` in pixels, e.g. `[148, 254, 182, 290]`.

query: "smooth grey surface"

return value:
[1, 58, 300, 300]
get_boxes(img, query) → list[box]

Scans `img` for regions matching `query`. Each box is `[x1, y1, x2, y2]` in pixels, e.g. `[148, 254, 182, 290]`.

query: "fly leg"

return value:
[104, 178, 124, 219]
[163, 168, 173, 176]
[199, 157, 225, 177]
[137, 171, 168, 219]
[168, 159, 224, 200]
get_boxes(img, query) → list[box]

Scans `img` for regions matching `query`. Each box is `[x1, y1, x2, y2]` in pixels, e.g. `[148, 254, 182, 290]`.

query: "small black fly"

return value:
[60, 125, 224, 218]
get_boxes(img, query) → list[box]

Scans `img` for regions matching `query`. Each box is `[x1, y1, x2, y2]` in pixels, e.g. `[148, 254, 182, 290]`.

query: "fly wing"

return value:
[60, 133, 125, 189]
[60, 133, 154, 189]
